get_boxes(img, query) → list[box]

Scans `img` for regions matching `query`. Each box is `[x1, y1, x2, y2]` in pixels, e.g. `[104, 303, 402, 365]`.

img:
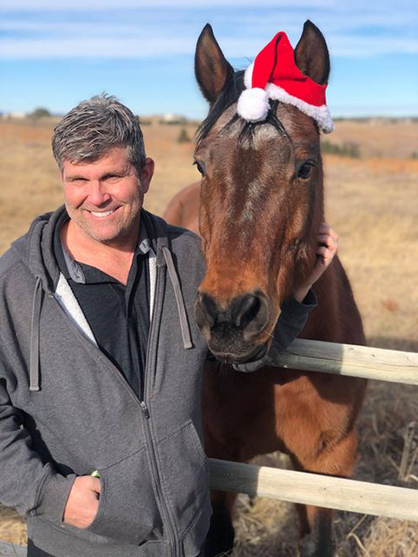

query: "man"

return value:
[0, 94, 337, 556]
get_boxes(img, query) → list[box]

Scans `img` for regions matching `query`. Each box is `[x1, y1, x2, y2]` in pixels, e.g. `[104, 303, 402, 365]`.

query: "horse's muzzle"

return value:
[195, 290, 270, 360]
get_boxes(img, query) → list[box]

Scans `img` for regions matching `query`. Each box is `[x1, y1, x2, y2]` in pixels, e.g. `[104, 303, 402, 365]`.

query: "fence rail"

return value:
[210, 339, 418, 522]
[1, 341, 416, 555]
[0, 541, 26, 556]
[275, 339, 418, 385]
[209, 459, 418, 522]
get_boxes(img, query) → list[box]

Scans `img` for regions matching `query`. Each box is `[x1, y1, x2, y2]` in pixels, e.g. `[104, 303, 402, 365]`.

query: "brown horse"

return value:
[164, 21, 367, 557]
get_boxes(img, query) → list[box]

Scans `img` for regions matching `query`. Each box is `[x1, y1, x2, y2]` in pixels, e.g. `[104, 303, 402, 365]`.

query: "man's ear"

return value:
[141, 158, 154, 194]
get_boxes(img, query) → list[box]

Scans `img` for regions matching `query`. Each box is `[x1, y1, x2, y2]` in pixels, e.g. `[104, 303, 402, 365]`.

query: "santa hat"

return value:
[237, 32, 334, 133]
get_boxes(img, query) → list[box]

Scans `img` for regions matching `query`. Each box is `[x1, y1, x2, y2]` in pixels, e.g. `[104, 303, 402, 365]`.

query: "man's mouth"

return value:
[87, 207, 120, 218]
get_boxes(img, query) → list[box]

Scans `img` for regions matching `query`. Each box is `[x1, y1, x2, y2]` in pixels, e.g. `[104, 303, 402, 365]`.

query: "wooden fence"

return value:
[1, 339, 417, 555]
[209, 338, 418, 521]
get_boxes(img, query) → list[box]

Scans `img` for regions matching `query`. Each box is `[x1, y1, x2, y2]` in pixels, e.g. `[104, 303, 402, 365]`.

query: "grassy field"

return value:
[0, 117, 417, 555]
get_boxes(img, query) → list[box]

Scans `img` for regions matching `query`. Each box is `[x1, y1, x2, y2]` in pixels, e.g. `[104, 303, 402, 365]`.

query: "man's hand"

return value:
[63, 476, 101, 529]
[294, 223, 339, 302]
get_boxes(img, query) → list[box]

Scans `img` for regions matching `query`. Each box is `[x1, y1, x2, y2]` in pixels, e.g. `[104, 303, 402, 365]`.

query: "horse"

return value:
[164, 21, 367, 557]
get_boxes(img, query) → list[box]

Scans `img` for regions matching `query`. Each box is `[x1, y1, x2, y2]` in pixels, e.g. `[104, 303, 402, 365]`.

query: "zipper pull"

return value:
[140, 401, 150, 419]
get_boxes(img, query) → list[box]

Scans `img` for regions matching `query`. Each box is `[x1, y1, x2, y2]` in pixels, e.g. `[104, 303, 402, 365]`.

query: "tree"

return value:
[29, 107, 52, 120]
[177, 127, 191, 143]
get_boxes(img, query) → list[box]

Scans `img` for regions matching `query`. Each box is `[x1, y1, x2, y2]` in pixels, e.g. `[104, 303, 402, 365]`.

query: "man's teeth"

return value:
[90, 210, 115, 218]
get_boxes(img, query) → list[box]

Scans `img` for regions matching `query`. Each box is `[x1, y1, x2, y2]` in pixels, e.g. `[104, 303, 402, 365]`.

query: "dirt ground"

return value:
[0, 117, 417, 555]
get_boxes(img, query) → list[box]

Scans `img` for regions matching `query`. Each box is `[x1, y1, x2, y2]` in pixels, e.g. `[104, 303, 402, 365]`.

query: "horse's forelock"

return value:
[197, 76, 292, 151]
[197, 70, 244, 146]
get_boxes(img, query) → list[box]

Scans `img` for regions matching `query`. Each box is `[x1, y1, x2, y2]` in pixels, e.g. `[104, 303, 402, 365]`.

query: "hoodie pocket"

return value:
[157, 420, 210, 537]
[85, 446, 162, 545]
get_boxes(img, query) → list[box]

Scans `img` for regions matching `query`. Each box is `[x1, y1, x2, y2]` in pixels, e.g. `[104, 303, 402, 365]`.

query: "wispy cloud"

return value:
[0, 0, 334, 10]
[1, 0, 416, 11]
[0, 37, 196, 59]
[1, 1, 416, 116]
[1, 3, 417, 60]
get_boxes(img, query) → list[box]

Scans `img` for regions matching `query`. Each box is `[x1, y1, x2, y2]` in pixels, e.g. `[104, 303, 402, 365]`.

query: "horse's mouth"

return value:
[209, 341, 269, 365]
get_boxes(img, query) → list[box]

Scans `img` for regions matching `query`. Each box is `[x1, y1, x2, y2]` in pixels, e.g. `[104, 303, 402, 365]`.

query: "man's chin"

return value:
[79, 227, 121, 245]
[71, 216, 129, 246]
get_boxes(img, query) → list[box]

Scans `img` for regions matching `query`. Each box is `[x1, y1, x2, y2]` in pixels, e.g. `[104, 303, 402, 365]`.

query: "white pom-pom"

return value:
[237, 88, 269, 123]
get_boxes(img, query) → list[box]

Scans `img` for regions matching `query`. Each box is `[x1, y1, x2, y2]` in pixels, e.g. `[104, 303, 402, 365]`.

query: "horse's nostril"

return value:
[195, 292, 219, 330]
[231, 292, 269, 336]
[195, 291, 270, 338]
[231, 294, 261, 328]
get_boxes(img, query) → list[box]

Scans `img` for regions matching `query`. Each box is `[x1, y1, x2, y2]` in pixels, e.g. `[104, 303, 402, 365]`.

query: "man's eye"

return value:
[69, 178, 87, 184]
[193, 160, 206, 176]
[297, 162, 315, 180]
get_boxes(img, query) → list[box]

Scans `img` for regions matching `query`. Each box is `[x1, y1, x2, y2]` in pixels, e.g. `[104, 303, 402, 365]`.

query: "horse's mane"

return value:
[197, 70, 289, 147]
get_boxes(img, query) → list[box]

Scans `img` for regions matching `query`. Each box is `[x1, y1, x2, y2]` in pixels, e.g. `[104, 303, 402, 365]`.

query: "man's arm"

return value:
[0, 380, 77, 520]
[293, 223, 338, 303]
[232, 289, 317, 372]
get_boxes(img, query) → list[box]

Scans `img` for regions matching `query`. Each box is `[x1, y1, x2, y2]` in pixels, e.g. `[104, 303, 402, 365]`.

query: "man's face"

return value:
[62, 146, 154, 248]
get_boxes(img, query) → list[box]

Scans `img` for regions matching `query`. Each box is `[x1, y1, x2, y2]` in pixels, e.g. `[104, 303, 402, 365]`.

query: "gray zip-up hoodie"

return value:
[0, 206, 316, 557]
[0, 207, 211, 557]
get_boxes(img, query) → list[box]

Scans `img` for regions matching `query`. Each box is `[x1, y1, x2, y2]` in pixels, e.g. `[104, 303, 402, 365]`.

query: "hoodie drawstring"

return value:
[29, 277, 44, 391]
[162, 247, 193, 350]
[29, 246, 193, 392]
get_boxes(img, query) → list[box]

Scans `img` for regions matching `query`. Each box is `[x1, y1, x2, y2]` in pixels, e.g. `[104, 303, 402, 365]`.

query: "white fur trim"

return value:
[243, 62, 334, 133]
[244, 62, 254, 89]
[237, 87, 270, 123]
[266, 82, 334, 133]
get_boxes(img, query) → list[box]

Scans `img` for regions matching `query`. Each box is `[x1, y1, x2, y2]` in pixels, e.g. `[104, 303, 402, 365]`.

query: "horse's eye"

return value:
[298, 162, 315, 180]
[193, 160, 206, 176]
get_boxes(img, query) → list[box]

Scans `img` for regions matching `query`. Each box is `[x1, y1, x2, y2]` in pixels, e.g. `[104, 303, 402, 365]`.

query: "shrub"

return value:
[177, 128, 191, 143]
[321, 140, 361, 158]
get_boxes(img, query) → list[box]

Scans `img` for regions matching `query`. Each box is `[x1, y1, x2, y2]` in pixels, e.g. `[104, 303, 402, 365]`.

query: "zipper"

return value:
[52, 298, 144, 406]
[139, 400, 150, 419]
[53, 278, 151, 415]
[142, 264, 182, 557]
[52, 265, 182, 555]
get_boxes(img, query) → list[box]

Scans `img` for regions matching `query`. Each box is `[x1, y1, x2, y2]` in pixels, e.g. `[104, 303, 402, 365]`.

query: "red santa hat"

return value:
[237, 32, 334, 133]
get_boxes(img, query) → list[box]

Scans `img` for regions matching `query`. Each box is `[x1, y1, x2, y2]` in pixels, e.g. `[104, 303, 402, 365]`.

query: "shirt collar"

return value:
[57, 212, 153, 285]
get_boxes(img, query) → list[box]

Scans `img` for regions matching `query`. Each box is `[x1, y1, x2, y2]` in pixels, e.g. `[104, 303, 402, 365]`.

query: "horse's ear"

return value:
[195, 24, 234, 104]
[294, 20, 330, 85]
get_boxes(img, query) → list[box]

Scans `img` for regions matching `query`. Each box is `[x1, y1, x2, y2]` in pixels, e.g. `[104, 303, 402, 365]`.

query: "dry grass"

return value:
[0, 117, 417, 555]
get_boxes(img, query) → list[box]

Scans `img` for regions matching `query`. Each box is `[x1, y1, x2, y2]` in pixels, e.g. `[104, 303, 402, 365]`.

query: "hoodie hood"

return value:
[11, 205, 173, 295]
[10, 208, 65, 392]
[8, 205, 192, 392]
[11, 207, 64, 295]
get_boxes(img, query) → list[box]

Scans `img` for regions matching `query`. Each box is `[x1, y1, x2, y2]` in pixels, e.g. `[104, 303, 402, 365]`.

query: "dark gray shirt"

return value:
[54, 211, 151, 397]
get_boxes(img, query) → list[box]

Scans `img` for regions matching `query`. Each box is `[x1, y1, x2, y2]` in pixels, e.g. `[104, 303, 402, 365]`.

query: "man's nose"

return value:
[88, 181, 111, 206]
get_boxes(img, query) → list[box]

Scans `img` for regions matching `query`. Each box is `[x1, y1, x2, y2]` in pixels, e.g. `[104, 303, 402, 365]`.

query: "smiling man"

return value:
[60, 146, 154, 283]
[0, 94, 337, 557]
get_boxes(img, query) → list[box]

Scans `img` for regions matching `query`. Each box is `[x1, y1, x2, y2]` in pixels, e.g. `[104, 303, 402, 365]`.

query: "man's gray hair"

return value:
[52, 94, 146, 175]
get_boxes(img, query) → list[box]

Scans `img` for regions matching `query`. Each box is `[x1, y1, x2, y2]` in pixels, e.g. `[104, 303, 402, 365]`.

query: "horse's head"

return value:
[194, 21, 330, 362]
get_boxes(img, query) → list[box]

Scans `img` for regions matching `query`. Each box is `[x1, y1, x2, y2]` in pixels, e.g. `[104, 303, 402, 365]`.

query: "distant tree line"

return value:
[321, 140, 361, 158]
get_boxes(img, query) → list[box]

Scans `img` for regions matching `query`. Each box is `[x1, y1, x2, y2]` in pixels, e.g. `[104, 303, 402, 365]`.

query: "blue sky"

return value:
[1, 0, 417, 118]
